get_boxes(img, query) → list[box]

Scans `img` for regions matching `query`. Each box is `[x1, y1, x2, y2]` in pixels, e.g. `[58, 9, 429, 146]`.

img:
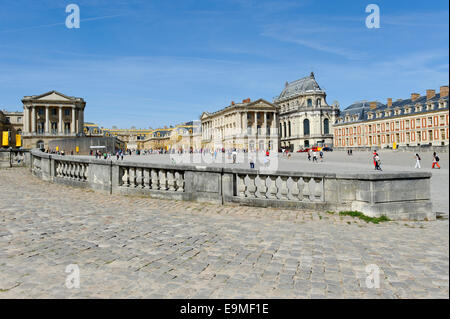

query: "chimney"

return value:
[231, 101, 235, 105]
[387, 98, 392, 107]
[411, 93, 420, 101]
[426, 89, 436, 100]
[242, 98, 251, 103]
[440, 85, 449, 98]
[370, 101, 377, 110]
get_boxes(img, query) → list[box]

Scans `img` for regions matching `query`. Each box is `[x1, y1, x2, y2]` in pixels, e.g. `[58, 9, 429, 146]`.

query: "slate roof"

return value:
[274, 72, 323, 102]
[335, 92, 449, 125]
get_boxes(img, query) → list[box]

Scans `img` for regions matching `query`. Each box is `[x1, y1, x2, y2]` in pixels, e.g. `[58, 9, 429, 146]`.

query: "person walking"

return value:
[414, 153, 421, 168]
[249, 153, 255, 169]
[307, 150, 311, 161]
[432, 152, 441, 169]
[374, 152, 382, 171]
[312, 151, 318, 163]
[319, 150, 324, 162]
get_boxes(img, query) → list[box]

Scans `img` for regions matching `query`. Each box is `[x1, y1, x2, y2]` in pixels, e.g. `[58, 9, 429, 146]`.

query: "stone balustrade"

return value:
[0, 149, 30, 168]
[29, 149, 435, 220]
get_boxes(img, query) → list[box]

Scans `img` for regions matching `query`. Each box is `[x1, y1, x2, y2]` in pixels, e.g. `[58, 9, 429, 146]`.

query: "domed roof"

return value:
[275, 72, 322, 101]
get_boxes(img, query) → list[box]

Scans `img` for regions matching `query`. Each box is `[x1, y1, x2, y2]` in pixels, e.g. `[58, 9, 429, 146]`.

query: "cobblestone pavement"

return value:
[0, 168, 448, 299]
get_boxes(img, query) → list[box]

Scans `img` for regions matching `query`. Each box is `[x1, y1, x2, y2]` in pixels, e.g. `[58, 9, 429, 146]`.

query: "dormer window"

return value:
[385, 110, 392, 117]
[415, 105, 422, 112]
[367, 113, 373, 120]
[426, 104, 433, 111]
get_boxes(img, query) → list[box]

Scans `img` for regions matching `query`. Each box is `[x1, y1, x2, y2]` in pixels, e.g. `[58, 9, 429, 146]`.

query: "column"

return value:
[45, 106, 50, 134]
[263, 112, 267, 136]
[31, 106, 36, 134]
[253, 112, 257, 135]
[71, 108, 76, 134]
[23, 107, 29, 134]
[58, 107, 63, 134]
[272, 112, 277, 135]
[243, 112, 248, 135]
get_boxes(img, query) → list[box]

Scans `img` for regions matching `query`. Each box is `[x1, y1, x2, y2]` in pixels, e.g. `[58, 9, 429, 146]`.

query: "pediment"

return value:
[35, 91, 74, 101]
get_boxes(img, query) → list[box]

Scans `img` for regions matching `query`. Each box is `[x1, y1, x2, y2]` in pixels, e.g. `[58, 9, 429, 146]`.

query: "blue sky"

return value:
[0, 0, 448, 129]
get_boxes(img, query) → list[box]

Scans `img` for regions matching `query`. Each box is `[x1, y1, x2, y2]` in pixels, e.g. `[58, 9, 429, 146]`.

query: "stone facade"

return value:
[0, 110, 23, 148]
[334, 86, 449, 149]
[200, 98, 279, 151]
[21, 91, 86, 149]
[274, 72, 340, 151]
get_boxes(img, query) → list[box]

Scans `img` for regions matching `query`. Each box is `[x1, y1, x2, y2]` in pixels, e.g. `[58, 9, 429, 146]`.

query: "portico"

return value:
[21, 91, 86, 149]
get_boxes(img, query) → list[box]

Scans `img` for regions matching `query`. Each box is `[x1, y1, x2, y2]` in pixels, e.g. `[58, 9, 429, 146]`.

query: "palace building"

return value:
[21, 91, 86, 149]
[0, 110, 23, 148]
[200, 98, 278, 151]
[273, 72, 340, 151]
[333, 86, 449, 149]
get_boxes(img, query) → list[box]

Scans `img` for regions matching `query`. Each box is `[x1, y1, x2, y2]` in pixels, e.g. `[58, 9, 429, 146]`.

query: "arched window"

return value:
[303, 119, 310, 136]
[307, 99, 312, 107]
[288, 121, 291, 137]
[279, 123, 282, 137]
[283, 122, 287, 138]
[324, 118, 329, 135]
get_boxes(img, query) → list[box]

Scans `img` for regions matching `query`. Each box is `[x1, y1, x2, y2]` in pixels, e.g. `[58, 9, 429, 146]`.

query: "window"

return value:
[428, 117, 432, 126]
[38, 108, 44, 115]
[303, 119, 310, 136]
[307, 99, 312, 107]
[324, 118, 329, 135]
[64, 109, 70, 116]
[288, 121, 291, 137]
[17, 117, 22, 123]
[52, 109, 57, 116]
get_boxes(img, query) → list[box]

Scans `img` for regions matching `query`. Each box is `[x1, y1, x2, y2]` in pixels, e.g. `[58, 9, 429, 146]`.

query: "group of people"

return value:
[307, 150, 324, 163]
[414, 152, 441, 169]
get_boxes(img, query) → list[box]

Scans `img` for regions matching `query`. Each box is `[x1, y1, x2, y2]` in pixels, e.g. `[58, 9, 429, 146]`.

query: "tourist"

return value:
[432, 152, 441, 169]
[372, 150, 378, 170]
[374, 152, 382, 171]
[312, 151, 318, 163]
[319, 150, 324, 162]
[249, 153, 255, 169]
[414, 153, 421, 168]
[232, 149, 237, 164]
[307, 150, 311, 161]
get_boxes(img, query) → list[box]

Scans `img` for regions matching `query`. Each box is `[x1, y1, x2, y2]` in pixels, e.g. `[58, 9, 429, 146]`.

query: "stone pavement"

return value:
[0, 168, 448, 298]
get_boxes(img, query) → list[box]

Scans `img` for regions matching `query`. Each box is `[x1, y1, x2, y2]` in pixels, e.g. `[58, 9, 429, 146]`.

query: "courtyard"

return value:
[0, 149, 448, 298]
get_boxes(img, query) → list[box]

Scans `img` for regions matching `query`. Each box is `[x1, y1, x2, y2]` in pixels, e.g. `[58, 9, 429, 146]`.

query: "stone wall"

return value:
[29, 149, 434, 221]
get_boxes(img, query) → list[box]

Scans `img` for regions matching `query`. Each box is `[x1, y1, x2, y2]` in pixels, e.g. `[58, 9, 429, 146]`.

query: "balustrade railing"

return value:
[120, 166, 185, 192]
[235, 173, 324, 202]
[55, 160, 88, 182]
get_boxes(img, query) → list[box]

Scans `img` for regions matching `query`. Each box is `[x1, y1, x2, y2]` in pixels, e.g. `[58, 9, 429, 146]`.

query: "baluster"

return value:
[75, 164, 80, 181]
[167, 171, 176, 191]
[159, 170, 167, 190]
[129, 167, 136, 187]
[83, 164, 88, 181]
[122, 167, 129, 187]
[135, 168, 143, 188]
[151, 169, 159, 190]
[176, 172, 184, 192]
[63, 163, 68, 178]
[70, 163, 75, 179]
[79, 164, 84, 181]
[313, 178, 323, 201]
[267, 176, 278, 199]
[302, 177, 311, 201]
[237, 174, 247, 197]
[290, 177, 300, 201]
[257, 175, 267, 199]
[279, 176, 288, 200]
[143, 169, 150, 189]
[247, 175, 256, 198]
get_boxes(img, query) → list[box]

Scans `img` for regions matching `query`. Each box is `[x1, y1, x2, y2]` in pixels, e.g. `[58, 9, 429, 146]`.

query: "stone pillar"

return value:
[243, 112, 248, 135]
[71, 108, 76, 134]
[254, 112, 258, 135]
[272, 112, 277, 136]
[23, 107, 29, 134]
[263, 112, 267, 136]
[45, 106, 50, 134]
[31, 106, 36, 134]
[58, 107, 63, 134]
